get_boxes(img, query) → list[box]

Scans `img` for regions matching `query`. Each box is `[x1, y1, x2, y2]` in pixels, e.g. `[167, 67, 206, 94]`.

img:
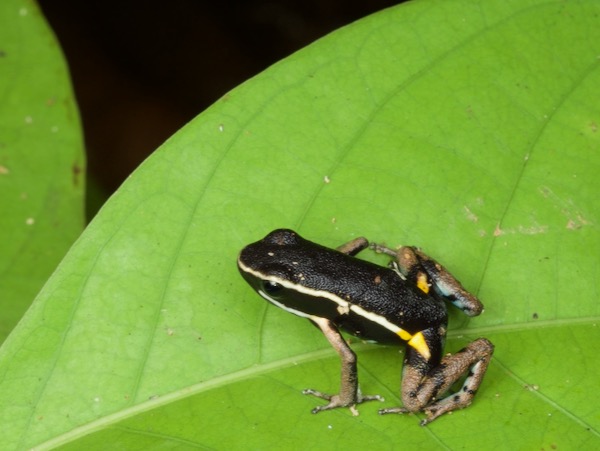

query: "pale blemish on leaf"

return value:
[539, 185, 592, 230]
[493, 224, 548, 236]
[463, 205, 478, 222]
[566, 217, 591, 230]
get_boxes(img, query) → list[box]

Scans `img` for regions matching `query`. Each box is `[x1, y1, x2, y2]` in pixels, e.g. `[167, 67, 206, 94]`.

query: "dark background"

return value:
[38, 0, 401, 211]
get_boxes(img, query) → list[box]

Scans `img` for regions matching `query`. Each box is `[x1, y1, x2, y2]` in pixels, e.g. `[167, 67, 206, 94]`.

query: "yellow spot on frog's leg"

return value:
[408, 332, 431, 360]
[416, 273, 429, 294]
[397, 329, 412, 342]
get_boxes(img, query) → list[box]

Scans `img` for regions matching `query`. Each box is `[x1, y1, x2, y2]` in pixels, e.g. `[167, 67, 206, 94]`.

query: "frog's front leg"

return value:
[303, 316, 384, 416]
[336, 236, 369, 256]
[380, 331, 494, 425]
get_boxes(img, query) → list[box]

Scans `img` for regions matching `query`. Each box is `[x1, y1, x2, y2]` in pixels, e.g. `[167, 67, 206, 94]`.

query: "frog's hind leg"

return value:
[381, 337, 494, 425]
[370, 243, 484, 317]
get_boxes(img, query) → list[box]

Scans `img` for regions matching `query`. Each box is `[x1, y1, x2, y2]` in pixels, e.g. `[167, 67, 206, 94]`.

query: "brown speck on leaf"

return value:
[72, 162, 82, 187]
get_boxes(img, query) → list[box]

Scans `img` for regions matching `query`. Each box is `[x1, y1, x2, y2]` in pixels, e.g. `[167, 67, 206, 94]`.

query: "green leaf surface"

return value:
[0, 0, 85, 341]
[2, 0, 599, 449]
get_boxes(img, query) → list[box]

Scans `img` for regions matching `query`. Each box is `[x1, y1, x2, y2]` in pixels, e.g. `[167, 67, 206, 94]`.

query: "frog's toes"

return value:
[378, 406, 410, 416]
[303, 389, 383, 415]
[302, 388, 333, 401]
[303, 390, 350, 413]
[359, 393, 385, 403]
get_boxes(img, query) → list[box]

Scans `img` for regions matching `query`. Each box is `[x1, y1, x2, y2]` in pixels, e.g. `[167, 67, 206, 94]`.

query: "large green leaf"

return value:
[0, 0, 85, 341]
[2, 0, 599, 449]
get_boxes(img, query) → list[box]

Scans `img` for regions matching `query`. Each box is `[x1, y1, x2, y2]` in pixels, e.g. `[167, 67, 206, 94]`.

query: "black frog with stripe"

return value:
[237, 229, 494, 425]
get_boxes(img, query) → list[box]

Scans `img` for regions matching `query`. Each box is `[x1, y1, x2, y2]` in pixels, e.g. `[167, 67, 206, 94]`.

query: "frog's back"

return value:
[310, 249, 448, 342]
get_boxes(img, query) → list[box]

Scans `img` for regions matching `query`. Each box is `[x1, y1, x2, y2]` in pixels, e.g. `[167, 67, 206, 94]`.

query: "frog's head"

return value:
[237, 229, 302, 286]
[237, 229, 341, 319]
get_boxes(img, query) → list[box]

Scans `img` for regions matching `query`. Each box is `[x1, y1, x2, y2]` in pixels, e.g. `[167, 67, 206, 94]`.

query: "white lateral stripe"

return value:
[239, 258, 411, 340]
[349, 304, 403, 335]
[258, 289, 316, 320]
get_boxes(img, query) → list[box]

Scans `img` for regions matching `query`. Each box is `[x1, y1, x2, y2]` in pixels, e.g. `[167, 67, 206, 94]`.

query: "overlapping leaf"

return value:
[0, 1, 84, 341]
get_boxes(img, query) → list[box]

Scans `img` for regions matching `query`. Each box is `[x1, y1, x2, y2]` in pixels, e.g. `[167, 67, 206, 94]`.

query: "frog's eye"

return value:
[262, 280, 283, 295]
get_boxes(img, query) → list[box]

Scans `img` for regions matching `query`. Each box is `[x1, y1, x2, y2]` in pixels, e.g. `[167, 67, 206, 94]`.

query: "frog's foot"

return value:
[417, 393, 474, 426]
[303, 388, 384, 416]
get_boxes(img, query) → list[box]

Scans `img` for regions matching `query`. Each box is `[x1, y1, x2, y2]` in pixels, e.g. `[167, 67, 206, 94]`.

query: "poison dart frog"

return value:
[237, 229, 494, 425]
